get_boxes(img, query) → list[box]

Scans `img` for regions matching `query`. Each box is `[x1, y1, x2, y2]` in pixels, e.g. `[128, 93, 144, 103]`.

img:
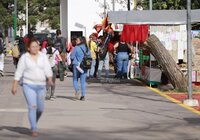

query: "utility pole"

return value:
[187, 0, 192, 100]
[128, 0, 131, 10]
[183, 0, 199, 106]
[112, 0, 115, 11]
[150, 0, 153, 10]
[26, 0, 28, 34]
[14, 0, 17, 39]
[104, 0, 107, 18]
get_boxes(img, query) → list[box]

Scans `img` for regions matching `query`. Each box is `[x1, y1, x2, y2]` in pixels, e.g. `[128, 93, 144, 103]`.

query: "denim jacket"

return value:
[70, 44, 91, 66]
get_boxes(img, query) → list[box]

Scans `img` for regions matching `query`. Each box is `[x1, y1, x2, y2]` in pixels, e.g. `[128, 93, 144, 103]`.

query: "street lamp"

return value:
[75, 22, 86, 37]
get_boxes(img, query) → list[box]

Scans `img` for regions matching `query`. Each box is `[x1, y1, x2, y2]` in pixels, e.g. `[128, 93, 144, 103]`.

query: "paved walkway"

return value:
[1, 56, 200, 140]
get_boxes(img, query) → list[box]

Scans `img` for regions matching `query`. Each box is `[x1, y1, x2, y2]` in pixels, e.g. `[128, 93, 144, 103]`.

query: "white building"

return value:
[60, 0, 132, 41]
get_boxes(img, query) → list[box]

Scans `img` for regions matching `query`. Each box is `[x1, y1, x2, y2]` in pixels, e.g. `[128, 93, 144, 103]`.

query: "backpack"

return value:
[12, 45, 20, 58]
[54, 37, 64, 53]
[0, 38, 4, 54]
[46, 47, 57, 67]
[80, 47, 92, 70]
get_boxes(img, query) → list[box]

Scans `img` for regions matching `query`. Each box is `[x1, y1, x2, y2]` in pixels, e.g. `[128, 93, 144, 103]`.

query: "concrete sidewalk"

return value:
[1, 57, 200, 140]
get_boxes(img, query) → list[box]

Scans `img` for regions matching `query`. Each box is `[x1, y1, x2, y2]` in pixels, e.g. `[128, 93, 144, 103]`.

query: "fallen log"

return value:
[146, 34, 187, 91]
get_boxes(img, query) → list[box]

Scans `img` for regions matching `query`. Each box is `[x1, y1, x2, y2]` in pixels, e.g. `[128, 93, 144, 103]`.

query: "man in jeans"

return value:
[97, 36, 109, 80]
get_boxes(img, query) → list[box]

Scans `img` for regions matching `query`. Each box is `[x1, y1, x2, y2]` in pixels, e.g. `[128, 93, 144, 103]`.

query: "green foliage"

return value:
[0, 0, 60, 32]
[142, 0, 200, 10]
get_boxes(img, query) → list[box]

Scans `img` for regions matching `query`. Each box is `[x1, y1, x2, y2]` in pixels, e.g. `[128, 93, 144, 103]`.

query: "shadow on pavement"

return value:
[100, 107, 184, 121]
[184, 118, 200, 124]
[0, 126, 31, 136]
[103, 87, 173, 104]
[56, 96, 77, 101]
[87, 78, 144, 87]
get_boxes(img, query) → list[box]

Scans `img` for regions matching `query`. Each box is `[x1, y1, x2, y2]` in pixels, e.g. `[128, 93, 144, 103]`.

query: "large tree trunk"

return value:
[147, 34, 187, 91]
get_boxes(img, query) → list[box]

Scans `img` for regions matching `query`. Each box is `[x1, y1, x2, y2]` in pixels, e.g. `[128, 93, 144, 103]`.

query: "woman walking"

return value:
[114, 39, 132, 79]
[11, 38, 53, 137]
[87, 34, 97, 78]
[71, 36, 91, 101]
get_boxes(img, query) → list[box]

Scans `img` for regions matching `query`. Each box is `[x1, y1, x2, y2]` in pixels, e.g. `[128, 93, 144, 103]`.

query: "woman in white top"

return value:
[11, 38, 53, 137]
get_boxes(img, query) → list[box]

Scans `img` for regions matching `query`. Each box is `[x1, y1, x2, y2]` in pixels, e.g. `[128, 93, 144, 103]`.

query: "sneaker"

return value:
[32, 131, 38, 137]
[75, 92, 80, 100]
[80, 96, 85, 101]
[50, 95, 56, 100]
[0, 71, 4, 77]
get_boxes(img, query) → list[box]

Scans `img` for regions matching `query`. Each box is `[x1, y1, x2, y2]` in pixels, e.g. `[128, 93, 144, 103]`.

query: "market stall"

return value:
[108, 9, 200, 87]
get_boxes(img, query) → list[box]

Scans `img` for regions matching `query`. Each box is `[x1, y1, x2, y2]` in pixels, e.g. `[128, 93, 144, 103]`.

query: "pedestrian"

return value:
[54, 29, 67, 61]
[54, 29, 67, 77]
[66, 36, 77, 66]
[18, 37, 26, 56]
[11, 38, 53, 137]
[0, 32, 4, 76]
[114, 39, 132, 79]
[12, 39, 20, 68]
[127, 43, 134, 79]
[87, 34, 97, 78]
[70, 36, 91, 101]
[41, 38, 62, 100]
[97, 36, 110, 80]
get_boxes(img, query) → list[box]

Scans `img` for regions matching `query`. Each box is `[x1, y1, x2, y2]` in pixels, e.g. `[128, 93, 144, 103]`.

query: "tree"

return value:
[0, 0, 60, 35]
[27, 0, 60, 30]
[142, 0, 200, 10]
[0, 0, 14, 32]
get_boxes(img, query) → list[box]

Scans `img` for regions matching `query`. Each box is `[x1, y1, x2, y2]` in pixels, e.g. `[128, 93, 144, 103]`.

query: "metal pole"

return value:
[104, 0, 106, 18]
[84, 27, 86, 38]
[112, 0, 115, 11]
[128, 0, 131, 10]
[133, 0, 137, 10]
[14, 0, 17, 39]
[187, 0, 192, 99]
[26, 0, 28, 34]
[150, 0, 153, 10]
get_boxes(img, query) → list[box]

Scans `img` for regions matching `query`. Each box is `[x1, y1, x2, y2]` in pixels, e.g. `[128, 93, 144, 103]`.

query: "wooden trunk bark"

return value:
[147, 35, 187, 91]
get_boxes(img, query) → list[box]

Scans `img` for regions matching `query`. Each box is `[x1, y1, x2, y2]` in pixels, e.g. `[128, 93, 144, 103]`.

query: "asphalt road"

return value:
[0, 56, 200, 140]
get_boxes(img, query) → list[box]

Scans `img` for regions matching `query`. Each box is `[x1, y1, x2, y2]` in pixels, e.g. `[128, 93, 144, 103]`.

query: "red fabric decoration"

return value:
[108, 42, 114, 53]
[120, 24, 148, 43]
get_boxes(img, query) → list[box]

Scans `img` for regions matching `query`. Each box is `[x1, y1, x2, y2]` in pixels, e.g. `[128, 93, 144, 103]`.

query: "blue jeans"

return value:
[87, 59, 96, 77]
[23, 84, 46, 131]
[98, 53, 109, 79]
[73, 65, 87, 97]
[117, 52, 129, 78]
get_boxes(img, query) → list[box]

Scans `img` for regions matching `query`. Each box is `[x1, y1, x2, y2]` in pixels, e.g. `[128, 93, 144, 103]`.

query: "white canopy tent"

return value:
[108, 9, 200, 25]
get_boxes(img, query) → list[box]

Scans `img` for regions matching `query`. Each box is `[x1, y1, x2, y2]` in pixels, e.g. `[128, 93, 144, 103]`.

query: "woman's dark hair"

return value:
[77, 36, 89, 52]
[26, 37, 38, 52]
[56, 29, 61, 36]
[27, 31, 34, 39]
[71, 36, 77, 47]
[47, 38, 53, 47]
[46, 38, 53, 54]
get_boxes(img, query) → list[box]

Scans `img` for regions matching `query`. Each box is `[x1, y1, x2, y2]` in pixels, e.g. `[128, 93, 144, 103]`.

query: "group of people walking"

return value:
[9, 28, 135, 137]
